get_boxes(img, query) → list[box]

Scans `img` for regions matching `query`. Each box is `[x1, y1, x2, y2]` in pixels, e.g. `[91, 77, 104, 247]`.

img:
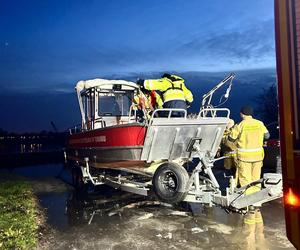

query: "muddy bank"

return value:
[0, 164, 295, 250]
[45, 192, 293, 250]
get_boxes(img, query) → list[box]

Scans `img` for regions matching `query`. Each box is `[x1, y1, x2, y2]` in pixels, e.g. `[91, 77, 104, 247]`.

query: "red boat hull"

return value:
[66, 124, 147, 167]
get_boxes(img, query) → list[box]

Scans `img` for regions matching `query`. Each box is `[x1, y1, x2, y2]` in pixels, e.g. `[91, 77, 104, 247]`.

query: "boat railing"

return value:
[68, 108, 230, 135]
[150, 108, 187, 119]
[150, 107, 229, 120]
[69, 118, 107, 134]
[94, 117, 107, 128]
[68, 124, 83, 135]
[68, 117, 99, 134]
[128, 105, 148, 124]
[198, 108, 230, 118]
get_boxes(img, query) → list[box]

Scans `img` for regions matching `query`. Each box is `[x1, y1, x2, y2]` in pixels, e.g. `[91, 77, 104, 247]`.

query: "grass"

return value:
[0, 180, 39, 250]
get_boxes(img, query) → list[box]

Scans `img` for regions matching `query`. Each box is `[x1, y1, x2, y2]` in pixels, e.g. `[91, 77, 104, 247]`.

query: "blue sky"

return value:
[0, 0, 275, 92]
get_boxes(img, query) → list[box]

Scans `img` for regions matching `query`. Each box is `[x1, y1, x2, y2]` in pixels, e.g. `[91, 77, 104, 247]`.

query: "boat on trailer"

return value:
[67, 79, 147, 168]
[65, 74, 283, 210]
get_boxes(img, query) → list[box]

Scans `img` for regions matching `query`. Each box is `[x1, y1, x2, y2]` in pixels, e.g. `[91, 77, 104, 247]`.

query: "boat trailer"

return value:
[67, 73, 282, 212]
[71, 107, 282, 212]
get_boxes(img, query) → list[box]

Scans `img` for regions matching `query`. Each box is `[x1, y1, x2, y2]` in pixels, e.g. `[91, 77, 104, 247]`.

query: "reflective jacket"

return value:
[144, 75, 193, 103]
[228, 116, 268, 162]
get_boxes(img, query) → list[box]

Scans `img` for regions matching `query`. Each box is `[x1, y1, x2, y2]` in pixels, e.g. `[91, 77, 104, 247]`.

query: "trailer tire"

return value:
[152, 162, 189, 204]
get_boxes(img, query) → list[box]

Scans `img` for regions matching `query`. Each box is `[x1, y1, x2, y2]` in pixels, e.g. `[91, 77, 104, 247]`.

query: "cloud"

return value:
[175, 19, 275, 67]
[0, 15, 275, 92]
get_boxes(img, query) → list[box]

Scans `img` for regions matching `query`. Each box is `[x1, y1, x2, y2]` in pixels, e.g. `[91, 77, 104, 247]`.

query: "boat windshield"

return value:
[98, 91, 133, 116]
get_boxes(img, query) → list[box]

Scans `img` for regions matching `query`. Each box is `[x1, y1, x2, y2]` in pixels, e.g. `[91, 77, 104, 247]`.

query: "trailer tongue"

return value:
[66, 74, 282, 212]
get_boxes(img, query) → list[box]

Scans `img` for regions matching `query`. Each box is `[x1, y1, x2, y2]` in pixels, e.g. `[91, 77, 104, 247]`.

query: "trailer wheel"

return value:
[152, 162, 189, 204]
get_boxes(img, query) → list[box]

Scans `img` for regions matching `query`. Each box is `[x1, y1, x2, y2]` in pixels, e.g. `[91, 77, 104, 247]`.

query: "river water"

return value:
[0, 164, 295, 250]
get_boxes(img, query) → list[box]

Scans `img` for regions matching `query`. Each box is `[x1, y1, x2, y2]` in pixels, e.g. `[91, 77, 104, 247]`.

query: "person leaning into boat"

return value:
[137, 73, 193, 117]
[226, 106, 269, 195]
[132, 88, 163, 121]
[142, 88, 163, 110]
[133, 89, 151, 122]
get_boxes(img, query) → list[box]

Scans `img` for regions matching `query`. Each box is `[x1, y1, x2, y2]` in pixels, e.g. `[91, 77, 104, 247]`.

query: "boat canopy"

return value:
[75, 78, 139, 94]
[75, 78, 140, 130]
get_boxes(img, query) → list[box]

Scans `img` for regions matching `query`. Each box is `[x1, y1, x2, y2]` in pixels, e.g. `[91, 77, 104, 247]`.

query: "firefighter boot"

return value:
[243, 208, 256, 250]
[255, 208, 269, 250]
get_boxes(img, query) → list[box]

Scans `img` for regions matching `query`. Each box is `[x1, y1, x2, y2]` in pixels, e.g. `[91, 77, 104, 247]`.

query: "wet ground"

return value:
[0, 164, 295, 250]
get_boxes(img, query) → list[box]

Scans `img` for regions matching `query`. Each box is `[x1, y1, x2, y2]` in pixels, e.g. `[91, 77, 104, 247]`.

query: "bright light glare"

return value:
[285, 188, 300, 207]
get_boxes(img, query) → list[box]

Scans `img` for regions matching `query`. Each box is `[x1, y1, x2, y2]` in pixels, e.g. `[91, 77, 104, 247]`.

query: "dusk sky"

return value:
[1, 0, 275, 93]
[0, 0, 277, 132]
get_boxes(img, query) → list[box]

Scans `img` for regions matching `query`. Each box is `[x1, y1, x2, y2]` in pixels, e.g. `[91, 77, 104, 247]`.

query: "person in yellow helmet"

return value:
[137, 73, 193, 117]
[226, 105, 269, 195]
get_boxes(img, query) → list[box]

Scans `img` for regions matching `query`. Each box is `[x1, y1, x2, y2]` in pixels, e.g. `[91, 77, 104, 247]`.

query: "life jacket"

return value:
[161, 75, 185, 102]
[143, 75, 193, 103]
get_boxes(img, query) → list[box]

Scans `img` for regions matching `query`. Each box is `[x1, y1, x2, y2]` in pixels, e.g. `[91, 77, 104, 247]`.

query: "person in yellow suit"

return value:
[221, 119, 237, 171]
[226, 105, 269, 250]
[137, 73, 193, 117]
[227, 105, 269, 194]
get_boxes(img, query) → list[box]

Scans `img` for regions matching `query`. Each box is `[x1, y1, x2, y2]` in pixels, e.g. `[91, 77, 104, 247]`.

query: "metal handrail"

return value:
[128, 104, 148, 124]
[198, 108, 230, 118]
[151, 108, 187, 119]
[94, 117, 106, 128]
[68, 124, 82, 135]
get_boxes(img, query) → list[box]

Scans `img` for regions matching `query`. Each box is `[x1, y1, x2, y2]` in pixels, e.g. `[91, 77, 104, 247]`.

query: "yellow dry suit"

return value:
[228, 116, 269, 195]
[229, 117, 268, 162]
[144, 75, 193, 104]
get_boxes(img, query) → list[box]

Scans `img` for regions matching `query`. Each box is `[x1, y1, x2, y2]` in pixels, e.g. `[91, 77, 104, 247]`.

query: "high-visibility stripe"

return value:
[224, 151, 237, 157]
[238, 147, 263, 152]
[255, 218, 263, 224]
[237, 147, 264, 161]
[244, 219, 256, 225]
[238, 152, 263, 156]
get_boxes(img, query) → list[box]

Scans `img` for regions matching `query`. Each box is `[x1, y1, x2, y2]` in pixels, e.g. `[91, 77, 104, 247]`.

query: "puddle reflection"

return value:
[61, 188, 293, 250]
[65, 187, 148, 226]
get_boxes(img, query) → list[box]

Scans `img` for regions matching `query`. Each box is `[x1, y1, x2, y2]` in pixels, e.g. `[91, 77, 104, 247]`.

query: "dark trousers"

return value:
[162, 100, 187, 117]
